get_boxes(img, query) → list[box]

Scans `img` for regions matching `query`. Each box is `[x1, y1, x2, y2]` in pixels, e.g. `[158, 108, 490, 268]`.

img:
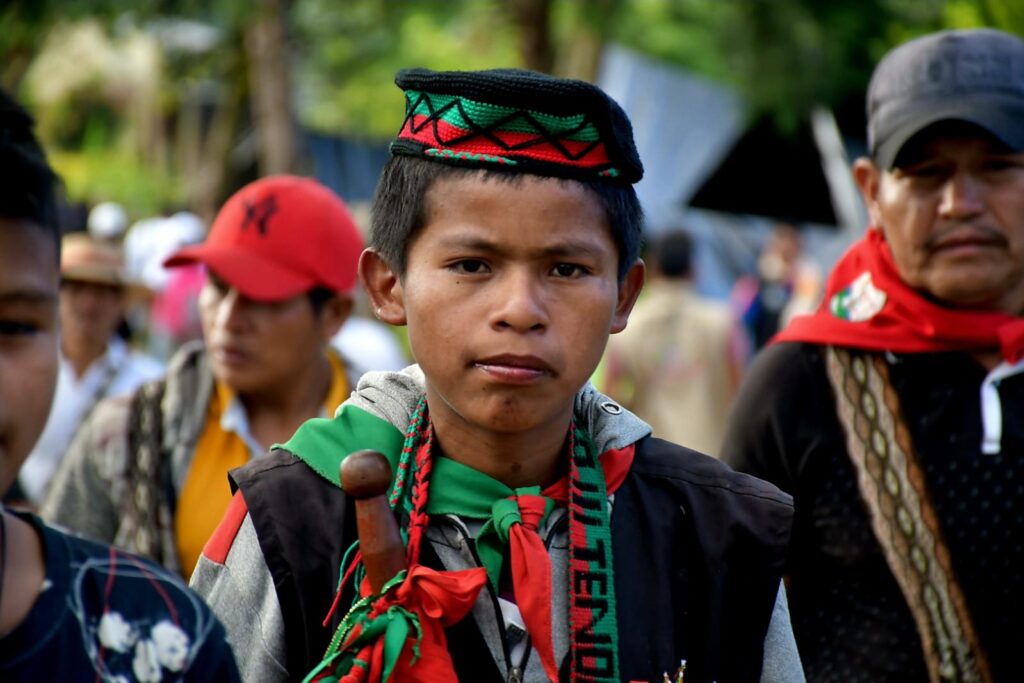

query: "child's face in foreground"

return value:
[391, 174, 642, 437]
[0, 220, 59, 492]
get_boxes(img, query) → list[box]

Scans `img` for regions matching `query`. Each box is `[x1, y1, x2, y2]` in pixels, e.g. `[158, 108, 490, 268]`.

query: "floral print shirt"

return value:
[0, 513, 239, 681]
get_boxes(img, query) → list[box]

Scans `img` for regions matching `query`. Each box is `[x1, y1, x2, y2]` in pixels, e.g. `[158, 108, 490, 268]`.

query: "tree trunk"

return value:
[556, 0, 623, 82]
[244, 0, 297, 176]
[506, 0, 555, 73]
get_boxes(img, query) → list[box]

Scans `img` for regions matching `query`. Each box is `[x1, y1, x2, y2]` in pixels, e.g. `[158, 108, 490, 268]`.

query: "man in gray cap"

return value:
[723, 28, 1024, 682]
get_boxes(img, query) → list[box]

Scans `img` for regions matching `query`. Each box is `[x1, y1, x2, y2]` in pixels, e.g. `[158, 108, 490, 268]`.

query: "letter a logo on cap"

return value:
[240, 195, 278, 236]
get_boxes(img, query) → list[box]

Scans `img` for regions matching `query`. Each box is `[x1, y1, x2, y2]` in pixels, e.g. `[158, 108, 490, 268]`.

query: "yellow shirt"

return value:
[174, 352, 349, 579]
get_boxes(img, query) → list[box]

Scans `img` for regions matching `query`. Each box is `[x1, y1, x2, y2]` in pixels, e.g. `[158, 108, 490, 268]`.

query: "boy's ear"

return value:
[317, 294, 353, 342]
[610, 258, 645, 334]
[852, 157, 884, 230]
[358, 249, 407, 326]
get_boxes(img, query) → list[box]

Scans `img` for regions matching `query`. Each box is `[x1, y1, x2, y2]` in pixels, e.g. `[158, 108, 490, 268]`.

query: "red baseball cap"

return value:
[164, 175, 363, 301]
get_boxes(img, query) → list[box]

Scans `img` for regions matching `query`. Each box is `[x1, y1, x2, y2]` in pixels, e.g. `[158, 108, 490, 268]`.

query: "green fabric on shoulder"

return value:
[275, 404, 407, 488]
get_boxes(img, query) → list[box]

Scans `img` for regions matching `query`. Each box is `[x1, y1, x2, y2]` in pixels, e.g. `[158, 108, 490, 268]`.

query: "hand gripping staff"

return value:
[305, 450, 487, 683]
[342, 450, 407, 594]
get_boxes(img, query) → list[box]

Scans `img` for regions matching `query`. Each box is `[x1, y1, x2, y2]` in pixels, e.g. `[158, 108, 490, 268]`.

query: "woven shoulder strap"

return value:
[825, 347, 991, 683]
[119, 378, 177, 572]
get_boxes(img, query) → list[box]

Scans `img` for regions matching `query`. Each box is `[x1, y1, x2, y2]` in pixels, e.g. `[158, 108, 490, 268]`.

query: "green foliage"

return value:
[611, 0, 741, 83]
[293, 0, 520, 138]
[8, 0, 1024, 201]
[604, 0, 1020, 130]
[50, 146, 183, 216]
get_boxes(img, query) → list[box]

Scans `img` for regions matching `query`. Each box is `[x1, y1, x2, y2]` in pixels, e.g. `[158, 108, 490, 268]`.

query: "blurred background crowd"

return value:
[3, 0, 1021, 502]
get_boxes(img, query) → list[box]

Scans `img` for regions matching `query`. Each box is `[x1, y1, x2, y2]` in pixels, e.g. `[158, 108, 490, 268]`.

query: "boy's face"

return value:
[198, 271, 347, 396]
[59, 279, 125, 350]
[0, 219, 59, 492]
[375, 174, 643, 437]
[856, 126, 1024, 313]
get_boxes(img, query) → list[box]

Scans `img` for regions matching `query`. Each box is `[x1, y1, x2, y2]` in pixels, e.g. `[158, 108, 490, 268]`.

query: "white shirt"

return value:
[332, 316, 409, 382]
[19, 337, 165, 504]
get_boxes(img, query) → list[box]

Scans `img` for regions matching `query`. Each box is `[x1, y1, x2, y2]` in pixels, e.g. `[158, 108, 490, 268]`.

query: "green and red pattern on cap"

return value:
[391, 68, 644, 185]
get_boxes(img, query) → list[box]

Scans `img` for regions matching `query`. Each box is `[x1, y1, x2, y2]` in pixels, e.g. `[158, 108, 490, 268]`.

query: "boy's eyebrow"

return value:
[540, 240, 607, 260]
[0, 289, 58, 305]
[436, 235, 608, 260]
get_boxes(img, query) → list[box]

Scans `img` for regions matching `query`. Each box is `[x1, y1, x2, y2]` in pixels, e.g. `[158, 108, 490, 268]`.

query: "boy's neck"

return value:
[62, 336, 109, 379]
[426, 394, 572, 490]
[0, 510, 46, 637]
[238, 353, 334, 449]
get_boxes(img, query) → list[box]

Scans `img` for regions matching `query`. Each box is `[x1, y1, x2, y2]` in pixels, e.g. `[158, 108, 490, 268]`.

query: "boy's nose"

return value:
[938, 170, 984, 220]
[491, 271, 548, 333]
[214, 287, 249, 331]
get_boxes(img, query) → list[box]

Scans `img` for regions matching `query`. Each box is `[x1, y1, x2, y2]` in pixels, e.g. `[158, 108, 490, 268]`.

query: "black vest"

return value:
[231, 436, 793, 682]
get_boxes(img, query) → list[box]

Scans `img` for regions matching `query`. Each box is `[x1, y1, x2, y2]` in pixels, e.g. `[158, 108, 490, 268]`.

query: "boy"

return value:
[193, 68, 799, 682]
[17, 233, 163, 506]
[43, 175, 362, 580]
[0, 90, 239, 679]
[722, 29, 1024, 681]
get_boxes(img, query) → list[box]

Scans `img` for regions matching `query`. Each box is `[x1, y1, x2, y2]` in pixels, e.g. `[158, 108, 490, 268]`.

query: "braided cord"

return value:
[388, 396, 429, 511]
[405, 425, 434, 567]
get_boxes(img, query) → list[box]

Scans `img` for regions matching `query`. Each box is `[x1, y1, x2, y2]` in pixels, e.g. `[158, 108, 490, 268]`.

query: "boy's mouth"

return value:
[212, 343, 252, 366]
[474, 354, 553, 383]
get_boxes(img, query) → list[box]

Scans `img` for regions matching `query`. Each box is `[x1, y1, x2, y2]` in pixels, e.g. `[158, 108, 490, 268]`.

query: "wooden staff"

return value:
[340, 450, 406, 593]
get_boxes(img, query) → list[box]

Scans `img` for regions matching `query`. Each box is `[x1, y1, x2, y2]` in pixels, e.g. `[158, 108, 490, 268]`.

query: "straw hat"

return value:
[60, 233, 150, 303]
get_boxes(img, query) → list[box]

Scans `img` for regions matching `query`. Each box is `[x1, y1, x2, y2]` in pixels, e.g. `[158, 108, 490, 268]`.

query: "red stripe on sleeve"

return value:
[202, 492, 249, 565]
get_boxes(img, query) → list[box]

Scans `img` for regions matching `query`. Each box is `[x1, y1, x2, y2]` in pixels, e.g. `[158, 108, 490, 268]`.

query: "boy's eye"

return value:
[900, 162, 949, 180]
[0, 320, 39, 336]
[553, 263, 587, 278]
[450, 260, 489, 274]
[208, 272, 230, 293]
[982, 156, 1022, 173]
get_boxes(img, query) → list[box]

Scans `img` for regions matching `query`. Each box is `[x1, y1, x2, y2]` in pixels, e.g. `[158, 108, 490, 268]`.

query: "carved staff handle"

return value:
[340, 450, 407, 593]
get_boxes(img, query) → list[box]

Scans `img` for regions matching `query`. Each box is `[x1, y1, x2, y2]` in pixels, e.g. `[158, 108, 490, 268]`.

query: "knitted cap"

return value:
[391, 68, 643, 184]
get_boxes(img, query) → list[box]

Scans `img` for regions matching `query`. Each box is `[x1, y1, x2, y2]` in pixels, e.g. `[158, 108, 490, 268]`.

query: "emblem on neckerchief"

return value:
[829, 271, 887, 323]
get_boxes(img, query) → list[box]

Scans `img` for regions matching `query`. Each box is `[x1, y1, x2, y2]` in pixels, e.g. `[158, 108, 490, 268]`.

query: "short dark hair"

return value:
[370, 155, 644, 281]
[651, 230, 693, 279]
[0, 89, 60, 260]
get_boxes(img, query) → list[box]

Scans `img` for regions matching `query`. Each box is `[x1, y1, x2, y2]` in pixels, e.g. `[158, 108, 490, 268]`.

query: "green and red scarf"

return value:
[290, 397, 633, 683]
[775, 228, 1024, 361]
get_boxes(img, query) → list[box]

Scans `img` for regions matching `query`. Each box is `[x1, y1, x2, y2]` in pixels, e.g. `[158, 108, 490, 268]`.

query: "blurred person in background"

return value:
[124, 209, 207, 360]
[331, 309, 410, 381]
[0, 87, 239, 682]
[86, 200, 129, 244]
[13, 233, 163, 507]
[723, 28, 1024, 682]
[601, 229, 740, 456]
[732, 222, 822, 357]
[43, 175, 364, 580]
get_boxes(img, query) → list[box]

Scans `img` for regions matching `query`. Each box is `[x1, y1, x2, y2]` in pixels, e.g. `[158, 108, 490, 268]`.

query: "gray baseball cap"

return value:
[867, 28, 1024, 169]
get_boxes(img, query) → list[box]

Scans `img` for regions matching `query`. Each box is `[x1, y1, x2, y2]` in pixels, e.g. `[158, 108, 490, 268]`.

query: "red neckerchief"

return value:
[774, 229, 1024, 362]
